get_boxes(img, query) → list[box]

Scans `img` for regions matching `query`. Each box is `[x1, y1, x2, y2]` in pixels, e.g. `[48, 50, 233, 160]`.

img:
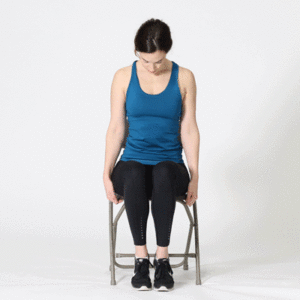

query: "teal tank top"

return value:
[120, 60, 184, 165]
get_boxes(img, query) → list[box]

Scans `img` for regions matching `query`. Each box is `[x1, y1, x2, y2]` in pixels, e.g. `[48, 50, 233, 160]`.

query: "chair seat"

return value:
[114, 193, 187, 201]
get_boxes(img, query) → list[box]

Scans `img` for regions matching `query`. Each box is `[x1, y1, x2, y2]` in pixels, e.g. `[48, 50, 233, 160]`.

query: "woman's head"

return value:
[134, 18, 173, 73]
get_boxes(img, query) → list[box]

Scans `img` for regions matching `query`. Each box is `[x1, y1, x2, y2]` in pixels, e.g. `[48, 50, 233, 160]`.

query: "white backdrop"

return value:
[1, 0, 299, 299]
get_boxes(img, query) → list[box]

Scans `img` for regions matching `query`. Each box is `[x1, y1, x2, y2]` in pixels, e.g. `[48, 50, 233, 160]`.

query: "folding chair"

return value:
[109, 117, 201, 285]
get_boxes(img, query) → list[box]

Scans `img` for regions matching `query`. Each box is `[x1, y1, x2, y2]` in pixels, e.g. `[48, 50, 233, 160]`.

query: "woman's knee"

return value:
[152, 161, 176, 185]
[121, 160, 146, 183]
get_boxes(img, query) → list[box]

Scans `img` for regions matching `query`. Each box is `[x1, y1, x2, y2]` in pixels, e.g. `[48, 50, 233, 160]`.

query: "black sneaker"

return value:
[131, 254, 154, 291]
[153, 252, 174, 291]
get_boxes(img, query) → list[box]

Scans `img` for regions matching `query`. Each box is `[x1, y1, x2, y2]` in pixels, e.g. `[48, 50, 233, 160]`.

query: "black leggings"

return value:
[110, 160, 190, 247]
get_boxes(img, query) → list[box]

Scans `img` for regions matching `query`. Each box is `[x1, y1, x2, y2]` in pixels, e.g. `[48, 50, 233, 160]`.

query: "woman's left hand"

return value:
[185, 178, 198, 207]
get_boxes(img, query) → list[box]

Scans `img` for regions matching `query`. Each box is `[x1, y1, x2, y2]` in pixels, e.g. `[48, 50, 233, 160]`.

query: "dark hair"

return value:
[134, 18, 173, 56]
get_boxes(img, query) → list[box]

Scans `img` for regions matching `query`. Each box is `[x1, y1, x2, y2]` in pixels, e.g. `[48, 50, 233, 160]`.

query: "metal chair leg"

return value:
[182, 203, 194, 270]
[193, 201, 201, 285]
[109, 201, 116, 285]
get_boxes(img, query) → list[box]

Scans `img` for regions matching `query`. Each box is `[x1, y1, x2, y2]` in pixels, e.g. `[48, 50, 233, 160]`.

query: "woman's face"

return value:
[138, 51, 167, 74]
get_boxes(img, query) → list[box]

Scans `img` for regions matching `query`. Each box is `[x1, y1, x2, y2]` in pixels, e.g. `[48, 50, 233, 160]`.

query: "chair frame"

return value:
[109, 117, 201, 285]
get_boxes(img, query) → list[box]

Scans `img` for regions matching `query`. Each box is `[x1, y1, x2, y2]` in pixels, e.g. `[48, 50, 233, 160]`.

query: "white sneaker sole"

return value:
[154, 285, 174, 291]
[133, 285, 152, 291]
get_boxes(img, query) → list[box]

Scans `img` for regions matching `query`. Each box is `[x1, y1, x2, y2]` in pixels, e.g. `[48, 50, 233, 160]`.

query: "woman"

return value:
[103, 18, 200, 291]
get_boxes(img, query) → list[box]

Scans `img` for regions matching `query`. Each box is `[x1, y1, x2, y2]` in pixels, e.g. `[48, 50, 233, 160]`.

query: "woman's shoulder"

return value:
[177, 64, 196, 98]
[177, 64, 195, 82]
[117, 61, 134, 74]
[114, 62, 134, 83]
[111, 62, 134, 99]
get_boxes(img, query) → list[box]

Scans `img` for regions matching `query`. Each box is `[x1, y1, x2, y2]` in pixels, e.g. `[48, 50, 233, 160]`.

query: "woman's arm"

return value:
[179, 69, 200, 181]
[103, 69, 126, 181]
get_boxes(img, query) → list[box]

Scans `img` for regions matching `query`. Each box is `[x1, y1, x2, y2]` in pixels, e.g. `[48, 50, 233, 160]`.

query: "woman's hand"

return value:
[185, 178, 198, 207]
[103, 176, 124, 205]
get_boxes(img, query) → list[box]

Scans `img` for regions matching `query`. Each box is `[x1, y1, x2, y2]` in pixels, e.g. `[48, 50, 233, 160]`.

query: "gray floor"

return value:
[1, 235, 299, 300]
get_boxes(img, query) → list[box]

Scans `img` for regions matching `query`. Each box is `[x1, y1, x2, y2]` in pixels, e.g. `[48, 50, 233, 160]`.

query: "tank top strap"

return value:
[132, 60, 138, 85]
[169, 61, 179, 88]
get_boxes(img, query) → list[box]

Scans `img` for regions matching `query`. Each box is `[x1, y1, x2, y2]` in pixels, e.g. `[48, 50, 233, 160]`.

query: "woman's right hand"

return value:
[103, 176, 124, 205]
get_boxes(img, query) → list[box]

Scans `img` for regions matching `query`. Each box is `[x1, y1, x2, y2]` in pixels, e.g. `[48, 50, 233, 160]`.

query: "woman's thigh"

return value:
[152, 161, 191, 196]
[110, 160, 152, 198]
[111, 160, 190, 198]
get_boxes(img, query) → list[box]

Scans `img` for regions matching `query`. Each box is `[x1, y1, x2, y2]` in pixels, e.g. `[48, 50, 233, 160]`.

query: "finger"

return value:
[112, 196, 118, 204]
[189, 194, 195, 206]
[186, 194, 192, 206]
[116, 197, 124, 204]
[187, 198, 192, 206]
[113, 193, 120, 202]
